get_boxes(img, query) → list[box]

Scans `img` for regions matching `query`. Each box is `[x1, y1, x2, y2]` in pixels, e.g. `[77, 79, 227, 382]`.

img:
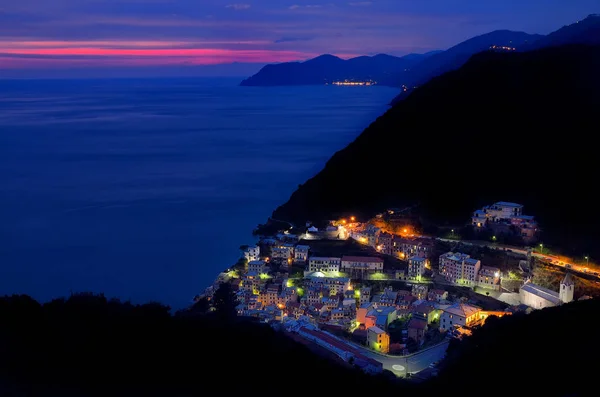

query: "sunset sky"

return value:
[0, 0, 596, 77]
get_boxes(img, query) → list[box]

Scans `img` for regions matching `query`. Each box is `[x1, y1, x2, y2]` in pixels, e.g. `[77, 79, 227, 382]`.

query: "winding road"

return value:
[354, 340, 449, 376]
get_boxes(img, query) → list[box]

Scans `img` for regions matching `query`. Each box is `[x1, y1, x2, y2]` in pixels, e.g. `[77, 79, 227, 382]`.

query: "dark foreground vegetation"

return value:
[0, 293, 402, 397]
[273, 45, 600, 258]
[0, 289, 597, 397]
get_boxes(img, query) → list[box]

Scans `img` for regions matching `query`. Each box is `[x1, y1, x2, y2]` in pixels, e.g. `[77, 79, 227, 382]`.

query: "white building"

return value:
[440, 303, 481, 330]
[471, 202, 538, 241]
[244, 245, 260, 262]
[439, 252, 481, 285]
[309, 276, 351, 295]
[248, 260, 267, 274]
[408, 256, 428, 279]
[341, 256, 384, 272]
[308, 257, 341, 273]
[484, 202, 523, 221]
[477, 266, 501, 290]
[519, 273, 574, 309]
[294, 245, 310, 263]
[271, 243, 295, 263]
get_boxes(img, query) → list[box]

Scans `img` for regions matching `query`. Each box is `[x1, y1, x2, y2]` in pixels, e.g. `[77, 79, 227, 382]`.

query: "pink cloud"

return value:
[0, 44, 325, 68]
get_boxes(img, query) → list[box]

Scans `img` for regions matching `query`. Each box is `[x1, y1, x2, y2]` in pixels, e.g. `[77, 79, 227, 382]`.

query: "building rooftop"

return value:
[444, 303, 481, 318]
[309, 256, 342, 261]
[520, 282, 561, 306]
[342, 256, 384, 263]
[368, 326, 386, 334]
[494, 201, 523, 208]
[465, 258, 480, 265]
[408, 318, 428, 330]
[562, 272, 575, 286]
[248, 260, 266, 265]
[300, 327, 380, 367]
[409, 256, 426, 262]
[295, 245, 310, 251]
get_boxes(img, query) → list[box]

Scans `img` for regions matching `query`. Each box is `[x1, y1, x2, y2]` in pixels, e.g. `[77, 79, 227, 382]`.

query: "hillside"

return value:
[526, 13, 600, 50]
[428, 298, 600, 397]
[272, 45, 600, 257]
[1, 293, 599, 397]
[390, 30, 542, 103]
[239, 53, 432, 87]
[0, 294, 404, 396]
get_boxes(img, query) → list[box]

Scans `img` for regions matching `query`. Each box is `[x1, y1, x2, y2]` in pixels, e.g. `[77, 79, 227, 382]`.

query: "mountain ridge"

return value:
[239, 52, 436, 87]
[272, 44, 600, 257]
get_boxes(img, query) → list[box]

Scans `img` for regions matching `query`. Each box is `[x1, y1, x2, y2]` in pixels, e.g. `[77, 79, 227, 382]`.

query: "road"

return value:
[355, 340, 449, 376]
[437, 238, 599, 280]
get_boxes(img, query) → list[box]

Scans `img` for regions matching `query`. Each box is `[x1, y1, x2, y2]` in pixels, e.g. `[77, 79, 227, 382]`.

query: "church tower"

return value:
[559, 273, 574, 304]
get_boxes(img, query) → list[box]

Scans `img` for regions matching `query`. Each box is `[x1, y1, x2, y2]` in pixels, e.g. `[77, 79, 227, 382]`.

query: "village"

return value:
[196, 201, 598, 378]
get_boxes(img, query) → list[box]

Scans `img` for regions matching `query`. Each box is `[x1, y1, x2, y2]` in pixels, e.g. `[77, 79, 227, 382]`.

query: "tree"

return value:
[212, 282, 238, 319]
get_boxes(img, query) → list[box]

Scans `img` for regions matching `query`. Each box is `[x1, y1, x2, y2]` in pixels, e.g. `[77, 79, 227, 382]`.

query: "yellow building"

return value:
[367, 326, 390, 354]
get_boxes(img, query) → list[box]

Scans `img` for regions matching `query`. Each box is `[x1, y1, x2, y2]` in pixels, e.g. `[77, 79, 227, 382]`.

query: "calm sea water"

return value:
[0, 78, 397, 308]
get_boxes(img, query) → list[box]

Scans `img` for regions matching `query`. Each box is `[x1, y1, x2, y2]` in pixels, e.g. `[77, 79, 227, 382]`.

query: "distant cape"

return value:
[239, 52, 440, 87]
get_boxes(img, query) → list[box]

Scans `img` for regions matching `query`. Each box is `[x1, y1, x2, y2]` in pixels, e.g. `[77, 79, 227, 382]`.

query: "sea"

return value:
[0, 77, 398, 309]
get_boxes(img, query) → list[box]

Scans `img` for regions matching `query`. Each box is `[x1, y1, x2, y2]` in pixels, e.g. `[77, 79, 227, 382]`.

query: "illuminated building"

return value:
[519, 273, 574, 309]
[477, 266, 501, 290]
[294, 244, 310, 263]
[367, 326, 390, 353]
[408, 256, 428, 279]
[243, 245, 260, 262]
[308, 257, 341, 273]
[439, 252, 481, 286]
[440, 303, 481, 330]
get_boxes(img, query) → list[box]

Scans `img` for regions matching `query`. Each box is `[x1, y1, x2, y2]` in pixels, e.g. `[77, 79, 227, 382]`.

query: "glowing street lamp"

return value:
[539, 243, 544, 254]
[350, 216, 356, 222]
[585, 256, 589, 266]
[492, 235, 497, 242]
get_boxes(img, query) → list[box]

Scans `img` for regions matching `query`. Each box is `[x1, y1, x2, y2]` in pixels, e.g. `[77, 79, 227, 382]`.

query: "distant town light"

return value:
[350, 216, 356, 222]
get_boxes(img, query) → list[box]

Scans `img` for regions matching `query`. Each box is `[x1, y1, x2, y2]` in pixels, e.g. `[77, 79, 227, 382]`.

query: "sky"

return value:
[0, 0, 597, 78]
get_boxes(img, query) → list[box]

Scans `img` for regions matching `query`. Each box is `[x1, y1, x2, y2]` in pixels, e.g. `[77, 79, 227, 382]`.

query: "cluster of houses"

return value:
[439, 252, 502, 290]
[195, 209, 577, 375]
[471, 201, 538, 242]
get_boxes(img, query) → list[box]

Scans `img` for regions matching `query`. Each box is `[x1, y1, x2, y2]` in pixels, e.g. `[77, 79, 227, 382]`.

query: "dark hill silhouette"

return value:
[0, 293, 405, 396]
[390, 30, 542, 104]
[272, 45, 600, 257]
[426, 298, 600, 397]
[1, 293, 599, 396]
[239, 53, 434, 87]
[525, 13, 600, 50]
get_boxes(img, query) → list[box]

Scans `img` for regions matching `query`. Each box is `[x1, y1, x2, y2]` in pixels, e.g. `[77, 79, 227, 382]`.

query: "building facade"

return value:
[308, 257, 341, 273]
[367, 326, 390, 353]
[294, 245, 310, 263]
[439, 252, 481, 285]
[244, 245, 260, 262]
[477, 266, 501, 290]
[408, 256, 428, 279]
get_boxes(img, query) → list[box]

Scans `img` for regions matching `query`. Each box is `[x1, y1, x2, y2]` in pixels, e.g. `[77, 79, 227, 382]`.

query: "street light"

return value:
[585, 256, 589, 266]
[539, 243, 543, 254]
[492, 235, 497, 242]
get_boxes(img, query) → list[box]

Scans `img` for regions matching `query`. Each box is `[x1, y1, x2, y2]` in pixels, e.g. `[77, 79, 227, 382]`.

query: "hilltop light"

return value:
[350, 216, 356, 222]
